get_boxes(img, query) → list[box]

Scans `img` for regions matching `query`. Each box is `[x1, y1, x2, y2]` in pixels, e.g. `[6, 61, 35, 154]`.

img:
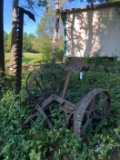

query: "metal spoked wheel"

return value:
[26, 70, 59, 101]
[73, 88, 111, 137]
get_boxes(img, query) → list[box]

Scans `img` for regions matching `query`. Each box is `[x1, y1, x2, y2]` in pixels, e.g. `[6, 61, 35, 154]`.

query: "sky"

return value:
[4, 0, 87, 34]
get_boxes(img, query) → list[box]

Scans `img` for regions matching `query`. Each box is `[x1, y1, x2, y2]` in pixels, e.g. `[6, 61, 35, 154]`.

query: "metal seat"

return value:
[63, 57, 87, 73]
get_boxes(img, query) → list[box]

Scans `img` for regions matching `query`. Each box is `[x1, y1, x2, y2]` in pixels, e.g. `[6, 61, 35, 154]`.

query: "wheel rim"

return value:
[73, 88, 111, 137]
[26, 70, 59, 100]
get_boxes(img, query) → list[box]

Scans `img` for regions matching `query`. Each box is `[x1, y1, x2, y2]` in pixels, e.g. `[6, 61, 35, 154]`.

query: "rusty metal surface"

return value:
[24, 58, 111, 137]
[24, 93, 75, 130]
[61, 58, 88, 98]
[26, 70, 59, 101]
[13, 7, 35, 93]
[73, 88, 111, 137]
[63, 57, 86, 73]
[61, 70, 72, 98]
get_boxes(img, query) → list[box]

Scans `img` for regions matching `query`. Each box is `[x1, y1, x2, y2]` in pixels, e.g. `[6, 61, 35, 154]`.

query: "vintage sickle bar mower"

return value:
[23, 57, 111, 137]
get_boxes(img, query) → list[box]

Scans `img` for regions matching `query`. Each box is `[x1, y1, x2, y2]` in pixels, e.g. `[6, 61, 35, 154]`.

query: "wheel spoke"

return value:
[74, 88, 111, 137]
[81, 118, 92, 136]
[23, 111, 37, 124]
[34, 76, 43, 91]
[37, 107, 54, 130]
[95, 97, 108, 110]
[26, 71, 59, 99]
[85, 96, 97, 118]
[40, 75, 45, 88]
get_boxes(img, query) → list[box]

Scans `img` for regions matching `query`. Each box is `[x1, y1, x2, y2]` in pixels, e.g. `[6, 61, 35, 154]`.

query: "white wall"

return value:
[65, 6, 120, 57]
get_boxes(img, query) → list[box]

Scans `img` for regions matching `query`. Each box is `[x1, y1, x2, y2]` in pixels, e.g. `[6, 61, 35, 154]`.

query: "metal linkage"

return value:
[24, 58, 111, 137]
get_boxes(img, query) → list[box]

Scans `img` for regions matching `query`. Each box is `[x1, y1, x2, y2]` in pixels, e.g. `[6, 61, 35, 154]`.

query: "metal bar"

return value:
[37, 107, 54, 130]
[23, 111, 37, 124]
[61, 70, 72, 98]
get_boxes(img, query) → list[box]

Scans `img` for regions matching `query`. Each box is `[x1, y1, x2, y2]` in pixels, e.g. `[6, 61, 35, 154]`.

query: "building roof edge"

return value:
[60, 1, 120, 13]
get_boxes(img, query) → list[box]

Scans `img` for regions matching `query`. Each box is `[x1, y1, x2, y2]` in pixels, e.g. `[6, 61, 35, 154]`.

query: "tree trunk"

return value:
[0, 0, 5, 78]
[9, 0, 19, 69]
[52, 0, 60, 63]
[9, 0, 20, 93]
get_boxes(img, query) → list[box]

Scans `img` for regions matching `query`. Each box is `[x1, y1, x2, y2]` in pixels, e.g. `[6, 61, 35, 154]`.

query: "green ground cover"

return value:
[0, 57, 120, 160]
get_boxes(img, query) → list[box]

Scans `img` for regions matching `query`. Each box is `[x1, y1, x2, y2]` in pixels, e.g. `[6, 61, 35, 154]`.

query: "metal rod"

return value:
[61, 70, 72, 98]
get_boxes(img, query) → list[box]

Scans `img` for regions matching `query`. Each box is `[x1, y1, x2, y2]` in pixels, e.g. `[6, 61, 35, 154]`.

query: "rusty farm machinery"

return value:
[23, 58, 111, 137]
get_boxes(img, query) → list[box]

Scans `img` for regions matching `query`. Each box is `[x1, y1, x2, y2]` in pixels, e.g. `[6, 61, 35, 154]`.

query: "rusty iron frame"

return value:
[24, 57, 111, 137]
[13, 6, 35, 93]
[73, 88, 110, 137]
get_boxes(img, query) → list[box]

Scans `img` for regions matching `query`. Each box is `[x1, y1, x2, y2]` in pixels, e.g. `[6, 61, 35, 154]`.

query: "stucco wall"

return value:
[65, 6, 120, 57]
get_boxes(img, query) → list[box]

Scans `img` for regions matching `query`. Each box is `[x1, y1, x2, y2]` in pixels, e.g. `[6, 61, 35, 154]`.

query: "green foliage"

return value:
[32, 34, 64, 62]
[56, 49, 64, 61]
[4, 31, 8, 52]
[0, 58, 120, 159]
[36, 10, 55, 37]
[4, 32, 11, 52]
[23, 33, 36, 53]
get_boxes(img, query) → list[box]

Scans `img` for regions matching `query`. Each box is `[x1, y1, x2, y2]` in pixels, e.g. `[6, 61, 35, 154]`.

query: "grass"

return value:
[5, 52, 43, 65]
[5, 52, 10, 64]
[22, 52, 43, 64]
